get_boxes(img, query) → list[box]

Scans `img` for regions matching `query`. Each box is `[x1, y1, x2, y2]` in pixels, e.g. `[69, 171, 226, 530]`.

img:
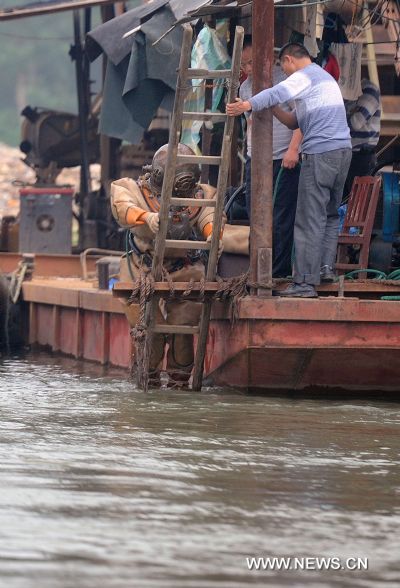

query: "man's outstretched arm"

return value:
[226, 98, 252, 116]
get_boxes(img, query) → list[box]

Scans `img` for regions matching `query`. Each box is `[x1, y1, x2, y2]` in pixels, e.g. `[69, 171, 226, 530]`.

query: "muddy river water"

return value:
[0, 352, 399, 587]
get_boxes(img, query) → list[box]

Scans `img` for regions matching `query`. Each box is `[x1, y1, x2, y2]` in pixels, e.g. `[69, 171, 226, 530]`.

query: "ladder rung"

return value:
[186, 68, 232, 79]
[153, 281, 219, 292]
[176, 154, 221, 165]
[170, 197, 216, 207]
[165, 239, 210, 250]
[112, 281, 220, 297]
[182, 112, 227, 122]
[153, 324, 199, 335]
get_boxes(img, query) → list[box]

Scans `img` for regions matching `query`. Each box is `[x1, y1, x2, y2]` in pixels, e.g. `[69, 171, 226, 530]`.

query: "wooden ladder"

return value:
[143, 23, 244, 391]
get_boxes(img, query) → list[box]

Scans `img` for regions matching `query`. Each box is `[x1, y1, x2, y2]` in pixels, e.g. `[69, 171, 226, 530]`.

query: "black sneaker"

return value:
[320, 265, 336, 283]
[278, 282, 318, 298]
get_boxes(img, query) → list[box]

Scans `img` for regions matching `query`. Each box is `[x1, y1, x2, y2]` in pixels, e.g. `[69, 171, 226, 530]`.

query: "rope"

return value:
[182, 278, 195, 297]
[1, 259, 33, 353]
[128, 267, 154, 393]
[9, 261, 28, 304]
[199, 276, 205, 302]
[162, 267, 176, 300]
[215, 270, 250, 324]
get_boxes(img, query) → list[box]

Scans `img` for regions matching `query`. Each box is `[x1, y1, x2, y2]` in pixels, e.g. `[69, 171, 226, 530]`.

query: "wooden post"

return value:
[250, 0, 274, 296]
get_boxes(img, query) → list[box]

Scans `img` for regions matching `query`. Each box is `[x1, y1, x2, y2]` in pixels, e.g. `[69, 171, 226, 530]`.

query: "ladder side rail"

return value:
[192, 26, 244, 391]
[206, 26, 244, 280]
[187, 69, 232, 79]
[151, 24, 193, 282]
[138, 25, 193, 392]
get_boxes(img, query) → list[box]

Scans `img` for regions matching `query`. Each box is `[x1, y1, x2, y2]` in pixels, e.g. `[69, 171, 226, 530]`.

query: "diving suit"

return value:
[111, 143, 224, 385]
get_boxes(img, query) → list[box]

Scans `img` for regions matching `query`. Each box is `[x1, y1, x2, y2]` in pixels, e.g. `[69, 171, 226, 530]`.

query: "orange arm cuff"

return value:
[126, 208, 148, 226]
[202, 222, 224, 239]
[202, 223, 213, 238]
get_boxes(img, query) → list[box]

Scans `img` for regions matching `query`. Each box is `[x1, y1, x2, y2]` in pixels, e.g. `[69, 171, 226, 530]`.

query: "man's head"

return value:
[240, 34, 253, 79]
[278, 42, 311, 76]
[147, 143, 200, 197]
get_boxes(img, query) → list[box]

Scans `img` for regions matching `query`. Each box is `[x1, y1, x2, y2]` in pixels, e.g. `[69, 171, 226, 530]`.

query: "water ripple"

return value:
[0, 352, 399, 588]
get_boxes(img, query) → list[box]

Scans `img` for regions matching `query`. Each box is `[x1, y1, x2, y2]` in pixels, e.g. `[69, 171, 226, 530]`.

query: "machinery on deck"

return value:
[370, 160, 400, 273]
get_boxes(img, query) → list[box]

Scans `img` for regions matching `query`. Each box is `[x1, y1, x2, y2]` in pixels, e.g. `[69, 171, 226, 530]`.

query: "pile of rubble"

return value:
[0, 143, 35, 218]
[0, 142, 100, 219]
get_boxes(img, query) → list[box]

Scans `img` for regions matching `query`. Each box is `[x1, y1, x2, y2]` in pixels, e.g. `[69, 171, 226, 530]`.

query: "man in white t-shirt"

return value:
[239, 36, 302, 277]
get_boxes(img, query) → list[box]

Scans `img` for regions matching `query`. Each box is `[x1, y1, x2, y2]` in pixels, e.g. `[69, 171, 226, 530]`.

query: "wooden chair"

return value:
[335, 175, 381, 276]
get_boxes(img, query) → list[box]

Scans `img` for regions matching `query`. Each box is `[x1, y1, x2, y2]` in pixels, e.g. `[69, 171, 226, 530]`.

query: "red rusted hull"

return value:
[22, 279, 132, 369]
[13, 272, 400, 391]
[205, 297, 400, 391]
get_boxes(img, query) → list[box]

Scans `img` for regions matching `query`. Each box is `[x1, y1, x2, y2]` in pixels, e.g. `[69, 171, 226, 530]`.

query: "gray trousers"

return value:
[293, 148, 352, 285]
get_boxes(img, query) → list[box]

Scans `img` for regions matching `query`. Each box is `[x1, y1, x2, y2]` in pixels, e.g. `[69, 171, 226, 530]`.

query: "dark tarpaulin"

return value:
[86, 0, 212, 143]
[96, 5, 180, 143]
[98, 6, 179, 143]
[85, 0, 169, 64]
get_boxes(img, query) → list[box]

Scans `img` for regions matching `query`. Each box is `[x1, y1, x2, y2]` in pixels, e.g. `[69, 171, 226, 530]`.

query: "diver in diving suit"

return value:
[110, 143, 224, 385]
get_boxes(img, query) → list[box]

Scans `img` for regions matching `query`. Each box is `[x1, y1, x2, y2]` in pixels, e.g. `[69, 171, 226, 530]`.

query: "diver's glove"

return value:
[144, 212, 160, 234]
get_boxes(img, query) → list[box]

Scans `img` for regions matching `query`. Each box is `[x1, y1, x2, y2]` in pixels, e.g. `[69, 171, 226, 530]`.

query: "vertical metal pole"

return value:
[99, 4, 122, 250]
[73, 10, 91, 199]
[99, 4, 121, 186]
[83, 8, 92, 115]
[250, 0, 274, 296]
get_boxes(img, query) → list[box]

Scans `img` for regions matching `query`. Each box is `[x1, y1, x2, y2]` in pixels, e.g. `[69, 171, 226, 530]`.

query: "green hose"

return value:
[344, 268, 400, 281]
[344, 269, 387, 280]
[341, 268, 400, 299]
[273, 166, 285, 207]
[125, 230, 136, 282]
[386, 269, 400, 280]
